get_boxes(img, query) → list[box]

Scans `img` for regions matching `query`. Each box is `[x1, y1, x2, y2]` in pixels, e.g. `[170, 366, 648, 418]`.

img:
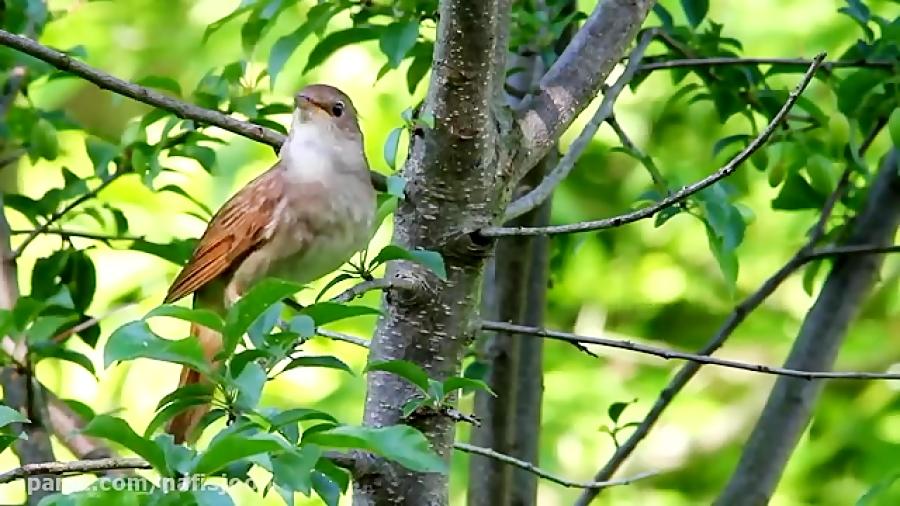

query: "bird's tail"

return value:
[165, 321, 222, 444]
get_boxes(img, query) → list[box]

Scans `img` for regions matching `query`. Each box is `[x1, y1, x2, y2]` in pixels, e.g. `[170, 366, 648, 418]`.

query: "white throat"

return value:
[279, 111, 337, 181]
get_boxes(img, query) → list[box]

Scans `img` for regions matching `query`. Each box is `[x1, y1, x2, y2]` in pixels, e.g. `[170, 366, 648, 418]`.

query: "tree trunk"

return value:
[715, 149, 900, 505]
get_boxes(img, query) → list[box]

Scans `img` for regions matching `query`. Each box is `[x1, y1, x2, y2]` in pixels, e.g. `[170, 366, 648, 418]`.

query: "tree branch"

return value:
[504, 29, 655, 221]
[514, 0, 655, 176]
[0, 458, 151, 484]
[0, 29, 388, 191]
[10, 229, 144, 242]
[574, 131, 882, 505]
[485, 52, 826, 237]
[482, 309, 900, 380]
[454, 442, 654, 490]
[638, 56, 894, 72]
[0, 29, 282, 148]
[12, 171, 128, 258]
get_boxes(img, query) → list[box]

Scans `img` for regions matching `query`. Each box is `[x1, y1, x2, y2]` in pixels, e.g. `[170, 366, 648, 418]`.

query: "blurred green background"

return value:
[2, 0, 899, 504]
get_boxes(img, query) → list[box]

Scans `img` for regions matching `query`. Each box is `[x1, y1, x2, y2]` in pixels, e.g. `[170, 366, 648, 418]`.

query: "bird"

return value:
[162, 84, 376, 444]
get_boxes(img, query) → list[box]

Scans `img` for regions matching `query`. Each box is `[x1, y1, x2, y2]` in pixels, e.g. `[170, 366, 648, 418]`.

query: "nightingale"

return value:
[162, 84, 375, 444]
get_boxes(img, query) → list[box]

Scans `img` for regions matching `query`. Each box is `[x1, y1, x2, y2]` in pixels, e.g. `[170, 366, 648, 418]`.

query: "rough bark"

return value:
[353, 1, 512, 504]
[0, 192, 58, 505]
[354, 1, 654, 503]
[468, 158, 553, 506]
[715, 149, 900, 505]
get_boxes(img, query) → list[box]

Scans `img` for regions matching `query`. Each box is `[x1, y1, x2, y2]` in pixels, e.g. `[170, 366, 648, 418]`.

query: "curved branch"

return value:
[454, 442, 654, 490]
[0, 458, 151, 484]
[504, 29, 655, 221]
[514, 0, 655, 176]
[638, 56, 894, 72]
[0, 29, 387, 191]
[484, 52, 826, 238]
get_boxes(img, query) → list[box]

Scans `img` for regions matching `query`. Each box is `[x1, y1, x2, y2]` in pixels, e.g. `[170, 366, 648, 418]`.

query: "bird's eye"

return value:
[331, 101, 345, 117]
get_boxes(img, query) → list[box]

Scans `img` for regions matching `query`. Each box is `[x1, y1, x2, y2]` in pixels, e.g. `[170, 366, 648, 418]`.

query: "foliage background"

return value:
[1, 0, 898, 504]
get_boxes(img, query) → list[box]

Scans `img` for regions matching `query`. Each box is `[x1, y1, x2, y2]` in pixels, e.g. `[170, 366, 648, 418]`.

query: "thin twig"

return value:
[12, 172, 126, 258]
[638, 56, 894, 72]
[0, 458, 151, 484]
[483, 52, 826, 237]
[453, 442, 655, 490]
[0, 29, 388, 191]
[9, 229, 144, 242]
[315, 328, 371, 348]
[0, 30, 282, 149]
[482, 314, 900, 380]
[505, 30, 656, 221]
[332, 278, 393, 303]
[606, 115, 666, 191]
[0, 149, 25, 170]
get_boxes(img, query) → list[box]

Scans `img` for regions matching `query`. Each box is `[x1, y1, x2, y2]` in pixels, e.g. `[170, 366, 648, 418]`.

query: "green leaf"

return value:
[287, 315, 316, 339]
[369, 245, 447, 280]
[104, 321, 209, 373]
[386, 175, 406, 198]
[441, 377, 494, 398]
[85, 137, 120, 179]
[222, 279, 303, 359]
[305, 425, 446, 473]
[83, 415, 167, 471]
[379, 21, 419, 69]
[272, 445, 322, 495]
[304, 27, 380, 73]
[364, 359, 430, 394]
[312, 470, 342, 506]
[856, 470, 900, 506]
[31, 343, 96, 375]
[608, 401, 633, 424]
[771, 172, 826, 210]
[805, 154, 836, 195]
[383, 127, 403, 170]
[268, 408, 337, 429]
[192, 433, 287, 475]
[300, 302, 380, 326]
[194, 486, 236, 506]
[267, 3, 336, 87]
[281, 355, 354, 375]
[29, 118, 59, 161]
[145, 304, 224, 332]
[888, 107, 900, 147]
[136, 75, 182, 96]
[680, 0, 709, 27]
[836, 70, 883, 117]
[0, 404, 28, 429]
[233, 362, 266, 411]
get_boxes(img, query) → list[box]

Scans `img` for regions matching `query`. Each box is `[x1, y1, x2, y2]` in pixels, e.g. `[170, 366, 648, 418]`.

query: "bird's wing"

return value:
[164, 166, 284, 303]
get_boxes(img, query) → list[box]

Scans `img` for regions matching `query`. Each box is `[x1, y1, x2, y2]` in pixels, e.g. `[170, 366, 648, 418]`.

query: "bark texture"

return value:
[715, 149, 900, 505]
[354, 1, 654, 503]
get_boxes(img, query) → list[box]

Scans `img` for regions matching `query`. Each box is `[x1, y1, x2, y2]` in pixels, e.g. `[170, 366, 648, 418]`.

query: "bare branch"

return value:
[454, 442, 655, 490]
[606, 115, 666, 190]
[504, 29, 655, 221]
[0, 458, 150, 484]
[316, 328, 371, 349]
[10, 229, 144, 242]
[482, 317, 900, 380]
[12, 170, 127, 258]
[0, 29, 388, 191]
[485, 52, 826, 237]
[574, 131, 889, 505]
[0, 29, 282, 149]
[639, 56, 894, 72]
[515, 0, 655, 176]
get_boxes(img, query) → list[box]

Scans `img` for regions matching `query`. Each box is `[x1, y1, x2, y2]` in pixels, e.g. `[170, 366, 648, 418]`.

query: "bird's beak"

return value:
[295, 94, 327, 115]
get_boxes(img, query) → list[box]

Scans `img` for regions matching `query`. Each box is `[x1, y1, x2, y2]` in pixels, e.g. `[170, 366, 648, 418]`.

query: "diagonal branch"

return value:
[638, 56, 894, 72]
[0, 29, 387, 191]
[12, 170, 127, 258]
[504, 29, 655, 221]
[453, 442, 655, 490]
[573, 132, 886, 505]
[514, 0, 655, 177]
[0, 458, 151, 484]
[485, 52, 826, 237]
[0, 29, 282, 149]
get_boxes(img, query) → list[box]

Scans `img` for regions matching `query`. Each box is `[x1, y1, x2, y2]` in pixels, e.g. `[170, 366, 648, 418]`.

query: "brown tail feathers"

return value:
[165, 322, 222, 444]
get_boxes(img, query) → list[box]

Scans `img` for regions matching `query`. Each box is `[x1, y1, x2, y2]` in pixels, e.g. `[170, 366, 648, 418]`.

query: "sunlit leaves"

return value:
[104, 321, 209, 372]
[83, 415, 168, 472]
[305, 424, 447, 474]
